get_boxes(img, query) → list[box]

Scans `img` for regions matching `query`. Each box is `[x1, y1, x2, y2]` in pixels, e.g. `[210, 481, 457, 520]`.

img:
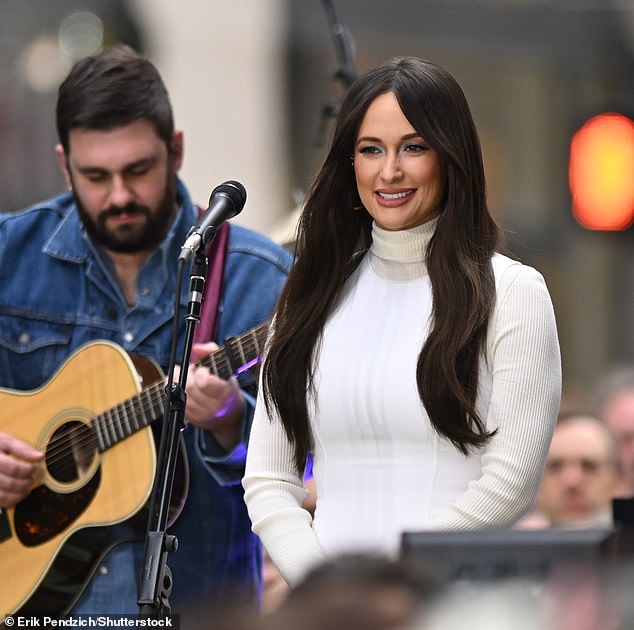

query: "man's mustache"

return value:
[100, 204, 150, 220]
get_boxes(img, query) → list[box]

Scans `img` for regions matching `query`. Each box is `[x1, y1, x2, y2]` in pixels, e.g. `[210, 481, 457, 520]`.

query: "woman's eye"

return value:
[358, 145, 382, 155]
[403, 143, 427, 153]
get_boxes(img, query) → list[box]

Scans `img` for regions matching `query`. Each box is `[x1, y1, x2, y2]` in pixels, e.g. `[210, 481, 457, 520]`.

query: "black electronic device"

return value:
[401, 528, 615, 583]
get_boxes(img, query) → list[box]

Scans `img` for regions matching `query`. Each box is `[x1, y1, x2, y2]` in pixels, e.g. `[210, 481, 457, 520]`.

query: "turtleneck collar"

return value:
[368, 216, 439, 280]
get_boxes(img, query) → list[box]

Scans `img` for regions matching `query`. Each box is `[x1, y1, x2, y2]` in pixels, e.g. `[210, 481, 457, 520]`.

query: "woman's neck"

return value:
[369, 218, 438, 280]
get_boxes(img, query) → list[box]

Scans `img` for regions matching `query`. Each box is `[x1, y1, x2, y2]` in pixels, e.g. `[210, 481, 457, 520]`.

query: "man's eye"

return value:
[128, 167, 150, 177]
[546, 461, 563, 473]
[581, 460, 600, 473]
[85, 173, 107, 182]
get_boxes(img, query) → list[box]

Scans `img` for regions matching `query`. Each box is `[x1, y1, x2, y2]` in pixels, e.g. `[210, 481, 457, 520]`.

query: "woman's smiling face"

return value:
[353, 91, 444, 231]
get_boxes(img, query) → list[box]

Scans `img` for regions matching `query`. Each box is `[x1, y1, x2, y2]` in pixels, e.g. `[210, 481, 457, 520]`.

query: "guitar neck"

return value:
[91, 321, 269, 452]
[196, 323, 268, 377]
[91, 380, 165, 452]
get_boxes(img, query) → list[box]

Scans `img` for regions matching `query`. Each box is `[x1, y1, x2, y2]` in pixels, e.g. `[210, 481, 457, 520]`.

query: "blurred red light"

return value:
[569, 113, 634, 230]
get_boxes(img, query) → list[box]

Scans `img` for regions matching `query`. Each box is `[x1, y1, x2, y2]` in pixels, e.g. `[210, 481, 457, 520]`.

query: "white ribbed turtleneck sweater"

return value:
[244, 220, 561, 586]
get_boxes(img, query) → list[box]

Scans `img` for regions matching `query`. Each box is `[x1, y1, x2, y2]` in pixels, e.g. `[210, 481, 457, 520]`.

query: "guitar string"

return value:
[39, 335, 265, 475]
[40, 351, 236, 472]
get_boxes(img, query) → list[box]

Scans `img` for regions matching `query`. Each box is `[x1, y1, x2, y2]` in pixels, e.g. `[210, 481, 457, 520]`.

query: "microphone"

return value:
[179, 180, 246, 260]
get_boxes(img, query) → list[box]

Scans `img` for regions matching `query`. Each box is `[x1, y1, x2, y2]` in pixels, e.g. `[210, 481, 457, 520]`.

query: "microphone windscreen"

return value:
[210, 180, 247, 210]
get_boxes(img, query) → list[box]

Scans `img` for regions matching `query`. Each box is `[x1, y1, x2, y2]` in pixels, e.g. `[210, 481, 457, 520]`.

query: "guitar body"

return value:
[0, 341, 187, 617]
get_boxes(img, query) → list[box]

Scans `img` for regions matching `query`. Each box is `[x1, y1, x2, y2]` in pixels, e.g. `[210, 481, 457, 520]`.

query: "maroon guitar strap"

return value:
[192, 217, 230, 345]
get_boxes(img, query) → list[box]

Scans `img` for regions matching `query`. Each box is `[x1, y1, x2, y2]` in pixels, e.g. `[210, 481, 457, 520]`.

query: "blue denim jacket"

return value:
[0, 180, 292, 613]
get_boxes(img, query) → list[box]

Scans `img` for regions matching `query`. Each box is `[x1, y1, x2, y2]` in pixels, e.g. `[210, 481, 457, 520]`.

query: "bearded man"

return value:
[0, 45, 292, 616]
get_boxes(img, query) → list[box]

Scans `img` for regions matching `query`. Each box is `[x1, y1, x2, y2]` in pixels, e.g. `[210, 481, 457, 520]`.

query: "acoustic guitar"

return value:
[0, 322, 268, 618]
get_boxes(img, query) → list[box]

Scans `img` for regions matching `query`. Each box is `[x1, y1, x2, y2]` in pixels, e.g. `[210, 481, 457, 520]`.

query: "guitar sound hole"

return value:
[46, 421, 97, 483]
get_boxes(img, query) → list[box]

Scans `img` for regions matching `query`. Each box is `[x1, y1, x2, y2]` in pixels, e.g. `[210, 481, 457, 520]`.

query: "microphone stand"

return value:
[315, 0, 357, 146]
[321, 0, 357, 90]
[137, 249, 209, 617]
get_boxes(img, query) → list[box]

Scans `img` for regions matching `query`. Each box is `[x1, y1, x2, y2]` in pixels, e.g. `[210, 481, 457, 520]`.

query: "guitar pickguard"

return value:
[0, 509, 10, 542]
[14, 470, 101, 547]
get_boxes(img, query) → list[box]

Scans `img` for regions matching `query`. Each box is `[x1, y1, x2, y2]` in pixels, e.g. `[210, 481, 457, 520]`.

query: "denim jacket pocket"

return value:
[0, 313, 72, 390]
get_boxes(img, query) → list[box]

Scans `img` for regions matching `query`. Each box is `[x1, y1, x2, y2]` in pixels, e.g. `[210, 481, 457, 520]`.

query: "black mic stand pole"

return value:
[137, 248, 209, 617]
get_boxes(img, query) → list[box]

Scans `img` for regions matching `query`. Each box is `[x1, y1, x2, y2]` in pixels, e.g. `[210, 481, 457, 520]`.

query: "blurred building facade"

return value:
[0, 0, 632, 394]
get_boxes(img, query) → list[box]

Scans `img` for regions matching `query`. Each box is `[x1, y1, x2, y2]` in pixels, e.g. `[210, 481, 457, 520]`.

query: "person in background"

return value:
[259, 553, 440, 630]
[0, 44, 292, 614]
[243, 56, 562, 588]
[595, 366, 634, 497]
[532, 413, 624, 528]
[184, 552, 440, 630]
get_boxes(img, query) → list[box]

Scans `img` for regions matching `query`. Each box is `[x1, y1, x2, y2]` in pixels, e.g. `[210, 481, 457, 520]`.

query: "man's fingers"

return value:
[190, 341, 220, 363]
[0, 432, 43, 462]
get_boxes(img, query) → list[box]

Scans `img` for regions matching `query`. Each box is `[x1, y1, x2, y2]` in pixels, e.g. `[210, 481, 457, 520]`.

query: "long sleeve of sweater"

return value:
[431, 262, 562, 528]
[243, 386, 325, 586]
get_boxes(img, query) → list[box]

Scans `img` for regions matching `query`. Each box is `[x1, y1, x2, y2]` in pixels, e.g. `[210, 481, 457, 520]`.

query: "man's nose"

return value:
[109, 174, 135, 207]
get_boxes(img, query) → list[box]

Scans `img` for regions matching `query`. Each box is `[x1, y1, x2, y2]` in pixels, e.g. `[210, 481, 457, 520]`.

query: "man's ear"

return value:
[170, 130, 184, 171]
[55, 144, 72, 190]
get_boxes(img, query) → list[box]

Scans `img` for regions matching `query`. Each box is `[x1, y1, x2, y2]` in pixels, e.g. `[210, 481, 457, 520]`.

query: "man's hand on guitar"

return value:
[174, 342, 246, 452]
[0, 432, 44, 508]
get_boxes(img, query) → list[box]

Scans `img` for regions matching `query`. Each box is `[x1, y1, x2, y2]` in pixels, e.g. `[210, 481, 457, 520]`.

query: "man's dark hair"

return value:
[56, 44, 174, 153]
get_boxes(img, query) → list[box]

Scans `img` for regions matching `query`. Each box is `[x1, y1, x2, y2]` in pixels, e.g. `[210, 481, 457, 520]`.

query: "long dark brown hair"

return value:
[264, 57, 500, 472]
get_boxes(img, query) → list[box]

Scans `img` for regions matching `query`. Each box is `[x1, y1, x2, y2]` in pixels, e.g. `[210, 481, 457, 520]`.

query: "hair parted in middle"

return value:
[263, 56, 501, 472]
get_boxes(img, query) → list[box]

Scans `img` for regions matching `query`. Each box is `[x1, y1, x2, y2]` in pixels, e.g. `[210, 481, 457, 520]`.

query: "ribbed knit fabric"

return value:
[243, 219, 562, 586]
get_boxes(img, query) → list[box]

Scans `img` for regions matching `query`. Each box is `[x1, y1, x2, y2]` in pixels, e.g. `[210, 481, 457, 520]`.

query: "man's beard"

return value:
[74, 176, 177, 254]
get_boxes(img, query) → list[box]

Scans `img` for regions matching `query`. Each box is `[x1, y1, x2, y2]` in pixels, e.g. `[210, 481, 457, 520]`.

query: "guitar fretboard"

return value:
[91, 321, 269, 451]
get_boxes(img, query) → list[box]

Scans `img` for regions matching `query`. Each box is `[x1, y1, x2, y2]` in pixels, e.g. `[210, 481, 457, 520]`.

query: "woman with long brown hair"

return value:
[243, 56, 561, 588]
